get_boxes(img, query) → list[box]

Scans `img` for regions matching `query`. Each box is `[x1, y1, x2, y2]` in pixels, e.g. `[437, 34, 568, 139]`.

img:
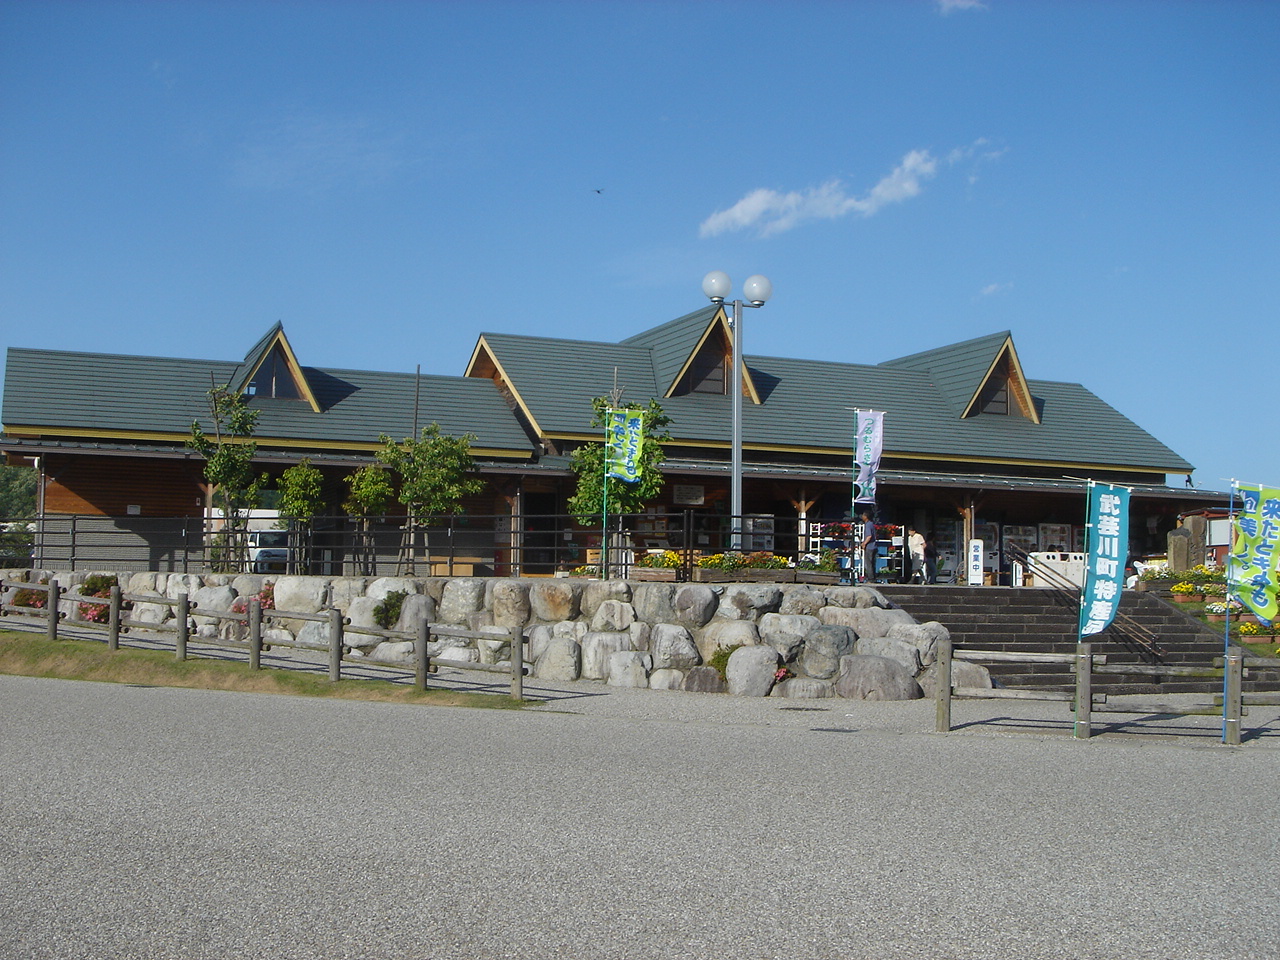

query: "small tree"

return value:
[188, 384, 268, 571]
[376, 423, 484, 574]
[277, 458, 325, 573]
[342, 464, 394, 575]
[568, 397, 670, 519]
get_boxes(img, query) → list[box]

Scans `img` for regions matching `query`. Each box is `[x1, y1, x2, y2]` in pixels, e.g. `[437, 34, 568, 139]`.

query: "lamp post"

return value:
[702, 270, 772, 551]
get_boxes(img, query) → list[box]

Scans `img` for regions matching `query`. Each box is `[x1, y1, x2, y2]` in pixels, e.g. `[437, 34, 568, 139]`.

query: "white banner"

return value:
[853, 410, 884, 504]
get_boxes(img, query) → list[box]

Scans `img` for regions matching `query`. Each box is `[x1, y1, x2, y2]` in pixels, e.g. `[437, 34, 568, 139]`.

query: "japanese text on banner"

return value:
[1229, 484, 1280, 625]
[1079, 483, 1129, 638]
[605, 410, 644, 483]
[853, 410, 884, 504]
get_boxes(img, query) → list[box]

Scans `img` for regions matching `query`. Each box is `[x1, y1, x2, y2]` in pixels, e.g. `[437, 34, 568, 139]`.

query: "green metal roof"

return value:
[620, 305, 721, 394]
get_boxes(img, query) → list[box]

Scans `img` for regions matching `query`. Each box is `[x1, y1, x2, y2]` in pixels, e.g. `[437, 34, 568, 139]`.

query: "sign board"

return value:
[967, 539, 985, 585]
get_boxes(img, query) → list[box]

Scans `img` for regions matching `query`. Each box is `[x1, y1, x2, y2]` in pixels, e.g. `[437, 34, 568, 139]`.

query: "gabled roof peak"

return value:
[231, 322, 321, 413]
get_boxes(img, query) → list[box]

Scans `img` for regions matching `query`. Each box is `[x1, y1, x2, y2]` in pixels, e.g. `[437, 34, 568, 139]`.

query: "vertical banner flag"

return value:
[853, 410, 884, 504]
[1079, 482, 1130, 638]
[605, 409, 644, 483]
[1229, 484, 1280, 624]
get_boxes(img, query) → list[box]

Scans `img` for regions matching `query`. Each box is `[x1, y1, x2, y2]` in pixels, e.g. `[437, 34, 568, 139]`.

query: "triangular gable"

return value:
[231, 322, 321, 412]
[464, 335, 546, 439]
[959, 336, 1040, 423]
[623, 305, 760, 404]
[883, 330, 1038, 423]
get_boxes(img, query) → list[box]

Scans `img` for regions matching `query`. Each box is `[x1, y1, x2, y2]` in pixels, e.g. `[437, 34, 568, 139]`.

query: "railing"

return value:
[0, 576, 527, 699]
[933, 635, 1274, 744]
[1004, 542, 1165, 660]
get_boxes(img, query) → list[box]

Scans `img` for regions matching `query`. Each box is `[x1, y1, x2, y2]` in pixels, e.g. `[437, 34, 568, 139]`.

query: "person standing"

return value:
[908, 526, 926, 583]
[923, 531, 938, 583]
[860, 512, 877, 583]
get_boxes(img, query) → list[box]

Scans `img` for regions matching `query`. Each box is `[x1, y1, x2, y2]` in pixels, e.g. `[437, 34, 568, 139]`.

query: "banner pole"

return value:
[1074, 479, 1093, 737]
[1223, 480, 1238, 743]
[602, 415, 609, 579]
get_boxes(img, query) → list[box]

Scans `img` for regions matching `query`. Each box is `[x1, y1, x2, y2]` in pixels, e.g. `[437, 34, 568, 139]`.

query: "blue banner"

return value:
[1079, 482, 1130, 638]
[605, 409, 644, 483]
[1228, 483, 1280, 625]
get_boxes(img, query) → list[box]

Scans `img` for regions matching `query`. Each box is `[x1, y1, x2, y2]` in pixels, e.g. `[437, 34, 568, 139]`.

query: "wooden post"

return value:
[176, 593, 189, 661]
[510, 625, 524, 701]
[1073, 642, 1092, 739]
[415, 617, 430, 692]
[249, 598, 262, 670]
[328, 607, 343, 682]
[935, 635, 952, 733]
[1224, 652, 1243, 746]
[46, 579, 60, 643]
[107, 584, 121, 651]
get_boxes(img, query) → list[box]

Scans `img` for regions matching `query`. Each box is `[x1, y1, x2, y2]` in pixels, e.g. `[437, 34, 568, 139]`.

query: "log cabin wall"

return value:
[42, 455, 205, 517]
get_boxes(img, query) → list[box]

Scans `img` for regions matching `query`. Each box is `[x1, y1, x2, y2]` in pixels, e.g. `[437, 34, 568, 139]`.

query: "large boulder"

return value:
[696, 620, 760, 663]
[648, 623, 701, 671]
[834, 655, 922, 701]
[164, 574, 203, 603]
[271, 576, 327, 614]
[673, 584, 719, 628]
[682, 665, 727, 694]
[394, 593, 436, 633]
[916, 660, 993, 698]
[590, 599, 635, 633]
[632, 582, 678, 625]
[366, 577, 420, 602]
[345, 596, 380, 630]
[328, 577, 368, 613]
[191, 584, 236, 630]
[369, 640, 417, 664]
[819, 605, 914, 638]
[798, 624, 856, 680]
[772, 677, 835, 699]
[779, 586, 826, 617]
[854, 636, 922, 674]
[648, 668, 686, 691]
[438, 578, 486, 624]
[823, 585, 891, 609]
[606, 650, 652, 688]
[580, 631, 634, 680]
[714, 584, 783, 621]
[529, 580, 581, 622]
[490, 579, 531, 630]
[726, 645, 781, 697]
[581, 580, 631, 619]
[535, 637, 581, 681]
[475, 625, 512, 665]
[758, 613, 820, 662]
[885, 621, 949, 667]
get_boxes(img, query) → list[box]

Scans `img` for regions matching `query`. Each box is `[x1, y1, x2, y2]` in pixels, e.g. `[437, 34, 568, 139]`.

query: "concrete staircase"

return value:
[877, 584, 1280, 696]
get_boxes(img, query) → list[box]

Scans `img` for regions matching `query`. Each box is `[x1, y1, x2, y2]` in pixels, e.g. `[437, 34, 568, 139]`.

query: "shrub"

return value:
[77, 573, 120, 624]
[706, 644, 742, 681]
[374, 590, 407, 630]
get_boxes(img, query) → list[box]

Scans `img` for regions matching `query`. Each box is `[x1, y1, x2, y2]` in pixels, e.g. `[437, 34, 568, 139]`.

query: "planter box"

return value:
[691, 568, 794, 583]
[629, 568, 679, 582]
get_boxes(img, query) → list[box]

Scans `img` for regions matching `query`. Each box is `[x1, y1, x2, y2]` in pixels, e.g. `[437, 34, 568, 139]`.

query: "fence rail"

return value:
[935, 636, 1272, 744]
[0, 577, 527, 699]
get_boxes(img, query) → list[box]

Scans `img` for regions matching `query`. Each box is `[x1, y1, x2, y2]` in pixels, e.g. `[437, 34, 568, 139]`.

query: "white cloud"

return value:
[232, 114, 408, 193]
[978, 281, 1013, 298]
[937, 0, 989, 14]
[699, 150, 940, 239]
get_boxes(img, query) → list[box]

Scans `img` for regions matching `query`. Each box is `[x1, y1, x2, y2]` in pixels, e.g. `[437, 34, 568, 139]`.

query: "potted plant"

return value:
[1170, 581, 1203, 603]
[1204, 601, 1235, 622]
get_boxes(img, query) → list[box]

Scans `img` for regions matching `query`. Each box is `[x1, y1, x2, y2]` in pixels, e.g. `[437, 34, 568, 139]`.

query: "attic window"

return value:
[977, 370, 1009, 415]
[246, 345, 302, 400]
[673, 330, 729, 396]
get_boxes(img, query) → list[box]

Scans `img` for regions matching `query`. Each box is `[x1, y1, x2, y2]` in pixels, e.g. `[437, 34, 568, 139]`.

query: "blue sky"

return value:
[2, 0, 1277, 491]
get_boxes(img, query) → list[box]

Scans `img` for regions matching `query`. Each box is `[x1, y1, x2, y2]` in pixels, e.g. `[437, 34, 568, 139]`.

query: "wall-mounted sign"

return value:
[672, 484, 705, 506]
[967, 539, 985, 586]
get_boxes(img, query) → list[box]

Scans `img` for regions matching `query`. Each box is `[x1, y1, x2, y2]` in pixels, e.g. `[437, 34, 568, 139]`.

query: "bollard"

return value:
[416, 618, 430, 692]
[327, 608, 343, 682]
[107, 585, 121, 651]
[176, 593, 189, 661]
[47, 579, 61, 643]
[935, 635, 952, 733]
[1223, 653, 1243, 746]
[1073, 642, 1092, 740]
[249, 598, 262, 670]
[510, 625, 524, 701]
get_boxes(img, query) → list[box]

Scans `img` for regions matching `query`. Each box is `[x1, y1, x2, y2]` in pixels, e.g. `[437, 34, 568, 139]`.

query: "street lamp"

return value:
[702, 270, 772, 550]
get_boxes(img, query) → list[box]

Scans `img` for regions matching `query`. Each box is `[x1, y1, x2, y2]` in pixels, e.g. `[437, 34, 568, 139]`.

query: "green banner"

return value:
[605, 409, 644, 483]
[1229, 484, 1280, 624]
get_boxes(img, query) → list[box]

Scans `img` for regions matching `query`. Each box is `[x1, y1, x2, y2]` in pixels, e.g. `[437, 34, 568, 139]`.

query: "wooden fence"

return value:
[934, 636, 1280, 744]
[0, 577, 527, 699]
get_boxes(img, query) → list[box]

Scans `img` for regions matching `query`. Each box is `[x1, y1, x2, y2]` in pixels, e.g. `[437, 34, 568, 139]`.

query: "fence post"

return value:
[1224, 652, 1243, 746]
[46, 579, 61, 643]
[176, 593, 189, 661]
[1074, 642, 1092, 740]
[249, 598, 262, 670]
[510, 625, 524, 700]
[416, 617, 430, 692]
[107, 584, 121, 651]
[935, 635, 952, 733]
[328, 607, 343, 682]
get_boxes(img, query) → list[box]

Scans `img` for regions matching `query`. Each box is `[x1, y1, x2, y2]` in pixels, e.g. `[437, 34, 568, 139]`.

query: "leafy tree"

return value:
[277, 458, 326, 573]
[0, 464, 38, 518]
[568, 397, 670, 519]
[188, 384, 268, 570]
[342, 464, 394, 576]
[376, 423, 484, 574]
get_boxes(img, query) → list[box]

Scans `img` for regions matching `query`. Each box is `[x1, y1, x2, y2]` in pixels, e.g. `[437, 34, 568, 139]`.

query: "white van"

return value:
[245, 530, 289, 573]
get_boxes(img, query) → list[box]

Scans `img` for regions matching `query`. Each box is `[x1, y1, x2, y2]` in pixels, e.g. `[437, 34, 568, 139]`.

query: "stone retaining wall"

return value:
[1, 569, 991, 700]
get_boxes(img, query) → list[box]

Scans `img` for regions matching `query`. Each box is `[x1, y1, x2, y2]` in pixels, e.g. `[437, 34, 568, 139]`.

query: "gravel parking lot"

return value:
[2, 658, 1278, 960]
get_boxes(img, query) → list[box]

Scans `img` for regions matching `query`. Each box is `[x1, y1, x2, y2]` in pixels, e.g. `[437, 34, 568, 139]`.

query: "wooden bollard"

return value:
[176, 593, 189, 661]
[107, 585, 121, 651]
[249, 598, 262, 670]
[1073, 642, 1092, 740]
[1224, 653, 1243, 746]
[935, 635, 952, 733]
[46, 579, 60, 643]
[327, 608, 343, 682]
[510, 625, 524, 701]
[415, 618, 430, 692]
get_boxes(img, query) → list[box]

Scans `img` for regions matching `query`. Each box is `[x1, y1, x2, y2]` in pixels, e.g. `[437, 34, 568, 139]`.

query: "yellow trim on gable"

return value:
[961, 337, 1041, 425]
[463, 336, 546, 438]
[244, 330, 322, 413]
